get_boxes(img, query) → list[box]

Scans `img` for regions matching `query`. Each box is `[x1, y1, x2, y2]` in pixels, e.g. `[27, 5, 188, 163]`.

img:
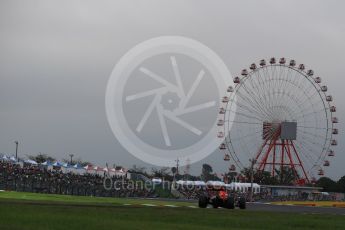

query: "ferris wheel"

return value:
[218, 57, 338, 184]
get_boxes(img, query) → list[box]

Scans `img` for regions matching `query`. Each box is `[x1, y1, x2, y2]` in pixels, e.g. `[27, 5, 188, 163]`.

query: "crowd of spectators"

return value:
[254, 190, 337, 202]
[0, 161, 155, 198]
[253, 189, 309, 202]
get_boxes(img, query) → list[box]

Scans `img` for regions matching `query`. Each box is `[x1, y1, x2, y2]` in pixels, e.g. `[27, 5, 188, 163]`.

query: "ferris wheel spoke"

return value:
[227, 120, 261, 125]
[278, 81, 303, 112]
[283, 73, 311, 102]
[283, 68, 295, 91]
[269, 89, 286, 116]
[227, 99, 267, 122]
[294, 140, 316, 161]
[251, 69, 271, 110]
[299, 134, 327, 148]
[277, 65, 287, 92]
[294, 76, 320, 102]
[297, 129, 326, 144]
[294, 140, 319, 165]
[297, 125, 330, 130]
[272, 66, 281, 95]
[296, 83, 320, 108]
[290, 67, 301, 87]
[262, 67, 274, 110]
[296, 142, 324, 168]
[300, 89, 316, 111]
[243, 73, 271, 110]
[294, 108, 327, 121]
[239, 79, 267, 113]
[275, 65, 286, 96]
[297, 128, 328, 140]
[274, 91, 300, 119]
[298, 130, 329, 150]
[227, 129, 262, 141]
[235, 90, 271, 120]
[263, 90, 300, 120]
[298, 134, 326, 151]
[252, 72, 275, 114]
[277, 66, 290, 94]
[240, 83, 274, 120]
[227, 109, 264, 122]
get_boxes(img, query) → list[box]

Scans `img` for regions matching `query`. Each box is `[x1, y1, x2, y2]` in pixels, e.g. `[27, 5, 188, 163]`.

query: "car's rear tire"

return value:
[225, 196, 235, 209]
[198, 195, 208, 208]
[238, 197, 246, 209]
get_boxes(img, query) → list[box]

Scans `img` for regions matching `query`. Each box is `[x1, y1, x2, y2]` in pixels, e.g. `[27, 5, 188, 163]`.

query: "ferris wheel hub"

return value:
[262, 121, 297, 141]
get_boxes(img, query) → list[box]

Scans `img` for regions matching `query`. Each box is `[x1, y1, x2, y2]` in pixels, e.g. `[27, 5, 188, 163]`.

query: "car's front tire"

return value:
[238, 197, 246, 209]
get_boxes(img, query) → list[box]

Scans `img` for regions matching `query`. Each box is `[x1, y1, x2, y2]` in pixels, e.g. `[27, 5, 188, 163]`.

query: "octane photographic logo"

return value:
[105, 36, 233, 167]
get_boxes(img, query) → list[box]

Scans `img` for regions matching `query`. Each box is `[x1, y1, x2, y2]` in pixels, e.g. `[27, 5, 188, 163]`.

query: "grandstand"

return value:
[0, 157, 154, 198]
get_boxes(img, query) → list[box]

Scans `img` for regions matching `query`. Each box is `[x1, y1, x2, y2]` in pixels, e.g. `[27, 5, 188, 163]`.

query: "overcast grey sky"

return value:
[1, 0, 344, 179]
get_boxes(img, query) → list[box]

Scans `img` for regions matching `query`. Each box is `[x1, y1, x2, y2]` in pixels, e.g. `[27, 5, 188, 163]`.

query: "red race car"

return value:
[198, 181, 246, 209]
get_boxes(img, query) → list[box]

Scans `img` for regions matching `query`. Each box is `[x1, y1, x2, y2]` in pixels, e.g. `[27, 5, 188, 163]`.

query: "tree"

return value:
[201, 164, 212, 181]
[129, 165, 151, 178]
[257, 171, 278, 185]
[240, 168, 278, 185]
[274, 167, 298, 185]
[151, 167, 172, 180]
[62, 157, 90, 166]
[27, 153, 55, 164]
[336, 176, 345, 193]
[224, 171, 238, 183]
[202, 164, 213, 174]
[201, 164, 220, 181]
[316, 177, 337, 192]
[130, 165, 146, 173]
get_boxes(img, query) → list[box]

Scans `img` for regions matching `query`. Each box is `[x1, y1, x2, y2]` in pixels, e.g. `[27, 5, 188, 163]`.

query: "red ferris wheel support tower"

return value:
[254, 121, 309, 184]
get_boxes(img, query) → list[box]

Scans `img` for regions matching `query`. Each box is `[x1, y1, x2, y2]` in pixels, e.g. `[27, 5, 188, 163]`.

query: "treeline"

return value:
[128, 164, 217, 182]
[316, 176, 345, 193]
[27, 153, 91, 166]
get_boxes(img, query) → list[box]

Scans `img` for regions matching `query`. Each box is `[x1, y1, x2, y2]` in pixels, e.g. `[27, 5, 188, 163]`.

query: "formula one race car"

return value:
[198, 181, 246, 209]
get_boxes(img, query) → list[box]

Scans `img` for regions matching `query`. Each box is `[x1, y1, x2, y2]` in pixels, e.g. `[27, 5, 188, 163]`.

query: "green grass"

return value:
[153, 185, 176, 198]
[0, 191, 344, 230]
[0, 191, 190, 206]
